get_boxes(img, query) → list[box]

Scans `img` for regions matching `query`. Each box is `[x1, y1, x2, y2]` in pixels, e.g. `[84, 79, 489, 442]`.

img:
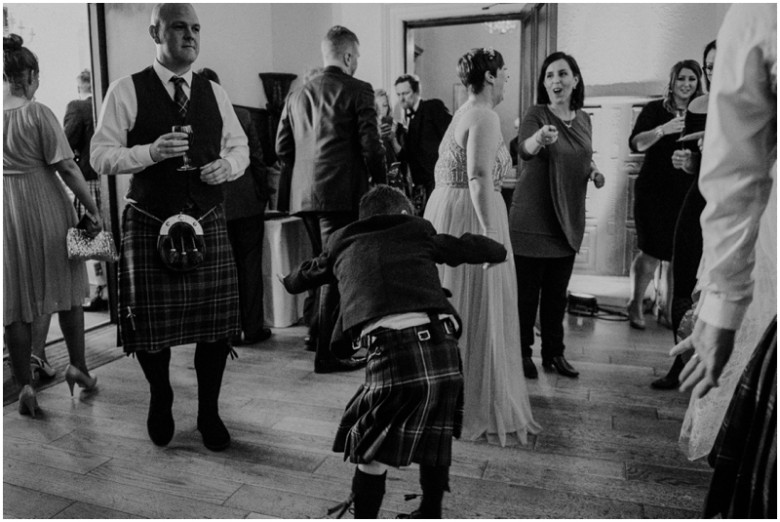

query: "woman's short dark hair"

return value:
[535, 52, 585, 111]
[457, 47, 505, 94]
[3, 34, 38, 93]
[662, 59, 704, 113]
[702, 39, 717, 90]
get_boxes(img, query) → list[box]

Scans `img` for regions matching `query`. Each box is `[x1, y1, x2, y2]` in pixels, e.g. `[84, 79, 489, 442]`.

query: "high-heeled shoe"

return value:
[626, 301, 646, 330]
[18, 384, 39, 418]
[65, 365, 97, 396]
[30, 354, 56, 379]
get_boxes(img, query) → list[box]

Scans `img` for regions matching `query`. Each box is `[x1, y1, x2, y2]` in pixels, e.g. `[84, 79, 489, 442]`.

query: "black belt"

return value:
[353, 317, 458, 350]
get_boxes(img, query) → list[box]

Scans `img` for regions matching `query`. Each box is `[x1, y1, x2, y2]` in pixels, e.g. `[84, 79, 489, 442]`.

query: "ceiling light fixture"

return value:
[484, 20, 518, 35]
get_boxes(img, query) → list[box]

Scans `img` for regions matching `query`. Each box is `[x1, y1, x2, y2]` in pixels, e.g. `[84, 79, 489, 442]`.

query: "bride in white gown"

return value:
[423, 48, 541, 446]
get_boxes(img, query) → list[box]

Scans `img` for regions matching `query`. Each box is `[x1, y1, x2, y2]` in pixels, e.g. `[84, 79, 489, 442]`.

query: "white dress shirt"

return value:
[696, 4, 777, 331]
[91, 60, 248, 179]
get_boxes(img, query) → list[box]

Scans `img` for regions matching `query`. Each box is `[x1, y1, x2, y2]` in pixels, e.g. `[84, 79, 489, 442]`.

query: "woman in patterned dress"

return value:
[424, 48, 541, 446]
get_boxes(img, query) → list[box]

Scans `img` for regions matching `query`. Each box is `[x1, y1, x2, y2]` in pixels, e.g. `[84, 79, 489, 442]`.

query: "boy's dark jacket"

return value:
[283, 214, 506, 334]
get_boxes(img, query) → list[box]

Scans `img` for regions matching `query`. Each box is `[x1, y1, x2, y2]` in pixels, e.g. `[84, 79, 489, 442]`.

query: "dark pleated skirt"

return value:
[704, 317, 777, 519]
[117, 204, 240, 353]
[333, 325, 463, 468]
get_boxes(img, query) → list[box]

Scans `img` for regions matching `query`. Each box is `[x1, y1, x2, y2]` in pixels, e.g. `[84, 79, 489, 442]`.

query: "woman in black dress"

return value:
[626, 59, 704, 329]
[652, 41, 716, 389]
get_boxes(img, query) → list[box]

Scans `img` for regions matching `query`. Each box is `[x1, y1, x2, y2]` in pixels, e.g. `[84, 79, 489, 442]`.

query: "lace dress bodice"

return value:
[433, 105, 511, 191]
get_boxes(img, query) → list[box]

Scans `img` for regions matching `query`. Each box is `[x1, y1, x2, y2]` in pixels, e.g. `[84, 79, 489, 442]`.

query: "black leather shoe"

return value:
[147, 388, 175, 446]
[650, 375, 679, 390]
[244, 328, 272, 345]
[314, 356, 367, 374]
[197, 414, 231, 451]
[522, 357, 538, 379]
[304, 335, 316, 352]
[542, 355, 579, 378]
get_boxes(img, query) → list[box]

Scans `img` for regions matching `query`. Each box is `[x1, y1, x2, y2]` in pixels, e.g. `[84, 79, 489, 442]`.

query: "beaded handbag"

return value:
[66, 228, 119, 262]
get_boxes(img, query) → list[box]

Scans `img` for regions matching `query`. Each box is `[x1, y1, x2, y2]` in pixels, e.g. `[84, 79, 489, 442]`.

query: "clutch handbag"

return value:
[66, 228, 119, 262]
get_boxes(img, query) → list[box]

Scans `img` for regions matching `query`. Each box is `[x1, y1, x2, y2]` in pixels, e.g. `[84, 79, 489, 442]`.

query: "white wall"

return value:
[4, 3, 91, 123]
[558, 3, 728, 96]
[103, 3, 273, 108]
[270, 3, 334, 93]
[332, 3, 386, 88]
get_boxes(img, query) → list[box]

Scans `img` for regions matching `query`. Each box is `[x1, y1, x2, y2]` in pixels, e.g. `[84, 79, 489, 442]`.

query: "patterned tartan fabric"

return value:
[333, 325, 463, 467]
[704, 317, 777, 519]
[118, 204, 240, 353]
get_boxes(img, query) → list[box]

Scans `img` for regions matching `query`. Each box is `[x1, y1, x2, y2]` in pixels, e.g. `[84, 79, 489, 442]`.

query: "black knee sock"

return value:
[352, 467, 386, 519]
[418, 465, 450, 519]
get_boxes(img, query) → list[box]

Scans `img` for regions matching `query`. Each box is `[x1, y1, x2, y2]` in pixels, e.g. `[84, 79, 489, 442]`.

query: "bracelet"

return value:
[655, 126, 664, 139]
[85, 210, 99, 224]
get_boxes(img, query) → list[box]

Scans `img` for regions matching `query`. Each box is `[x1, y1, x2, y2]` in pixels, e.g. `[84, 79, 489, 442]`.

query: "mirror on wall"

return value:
[405, 20, 521, 148]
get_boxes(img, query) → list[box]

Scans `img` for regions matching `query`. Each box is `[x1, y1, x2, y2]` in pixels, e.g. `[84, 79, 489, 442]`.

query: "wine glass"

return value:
[172, 125, 196, 171]
[675, 108, 687, 151]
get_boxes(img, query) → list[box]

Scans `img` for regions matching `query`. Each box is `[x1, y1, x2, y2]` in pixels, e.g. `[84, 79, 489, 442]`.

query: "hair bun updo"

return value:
[457, 47, 505, 95]
[4, 33, 39, 91]
[3, 34, 24, 52]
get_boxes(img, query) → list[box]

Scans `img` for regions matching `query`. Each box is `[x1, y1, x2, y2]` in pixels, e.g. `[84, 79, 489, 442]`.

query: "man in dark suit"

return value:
[64, 69, 100, 219]
[276, 25, 386, 373]
[394, 74, 452, 207]
[197, 67, 272, 346]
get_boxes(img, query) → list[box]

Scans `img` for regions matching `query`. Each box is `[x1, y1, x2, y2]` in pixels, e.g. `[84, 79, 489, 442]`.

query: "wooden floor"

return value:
[3, 315, 712, 519]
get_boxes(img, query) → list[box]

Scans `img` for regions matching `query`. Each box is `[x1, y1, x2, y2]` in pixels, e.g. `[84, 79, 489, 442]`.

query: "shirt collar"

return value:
[153, 60, 193, 87]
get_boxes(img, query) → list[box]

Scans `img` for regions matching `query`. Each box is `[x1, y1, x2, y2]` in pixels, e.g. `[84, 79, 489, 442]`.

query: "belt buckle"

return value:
[443, 321, 453, 335]
[417, 329, 431, 342]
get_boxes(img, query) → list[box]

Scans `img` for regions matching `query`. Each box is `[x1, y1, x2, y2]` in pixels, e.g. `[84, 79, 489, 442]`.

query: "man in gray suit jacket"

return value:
[276, 25, 386, 373]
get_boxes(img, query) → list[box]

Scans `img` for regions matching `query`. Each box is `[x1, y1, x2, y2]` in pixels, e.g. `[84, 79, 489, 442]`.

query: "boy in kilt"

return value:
[90, 4, 249, 451]
[282, 185, 507, 518]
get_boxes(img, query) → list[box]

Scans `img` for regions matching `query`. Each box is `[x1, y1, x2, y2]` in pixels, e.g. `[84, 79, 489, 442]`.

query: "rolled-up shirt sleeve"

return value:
[695, 4, 777, 331]
[211, 82, 249, 181]
[91, 78, 156, 175]
[91, 74, 249, 179]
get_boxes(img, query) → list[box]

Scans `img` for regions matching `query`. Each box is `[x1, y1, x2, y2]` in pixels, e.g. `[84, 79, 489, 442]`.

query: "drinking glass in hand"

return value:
[172, 125, 196, 171]
[675, 109, 687, 150]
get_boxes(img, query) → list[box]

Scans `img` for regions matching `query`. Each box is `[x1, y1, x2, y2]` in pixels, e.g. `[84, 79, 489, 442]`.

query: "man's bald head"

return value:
[148, 3, 200, 74]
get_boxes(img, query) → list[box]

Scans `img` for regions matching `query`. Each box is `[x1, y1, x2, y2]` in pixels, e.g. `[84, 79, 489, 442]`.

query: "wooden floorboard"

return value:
[3, 316, 713, 518]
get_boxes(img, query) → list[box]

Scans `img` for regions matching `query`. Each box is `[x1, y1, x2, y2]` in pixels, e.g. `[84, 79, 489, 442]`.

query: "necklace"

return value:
[548, 105, 575, 128]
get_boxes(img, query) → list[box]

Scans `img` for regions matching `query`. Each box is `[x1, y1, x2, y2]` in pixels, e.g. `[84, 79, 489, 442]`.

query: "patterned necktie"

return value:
[170, 76, 188, 119]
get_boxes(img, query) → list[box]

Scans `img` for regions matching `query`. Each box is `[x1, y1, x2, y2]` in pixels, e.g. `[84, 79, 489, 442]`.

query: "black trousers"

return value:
[671, 181, 706, 336]
[226, 213, 266, 339]
[301, 211, 357, 363]
[515, 254, 575, 359]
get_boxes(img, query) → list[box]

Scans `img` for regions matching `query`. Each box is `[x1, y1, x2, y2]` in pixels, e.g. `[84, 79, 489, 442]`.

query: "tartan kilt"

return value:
[704, 317, 777, 519]
[118, 204, 240, 353]
[333, 325, 464, 468]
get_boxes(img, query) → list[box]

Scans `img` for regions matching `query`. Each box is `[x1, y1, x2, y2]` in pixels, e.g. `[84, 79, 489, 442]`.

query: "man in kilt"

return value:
[282, 186, 507, 518]
[91, 3, 249, 451]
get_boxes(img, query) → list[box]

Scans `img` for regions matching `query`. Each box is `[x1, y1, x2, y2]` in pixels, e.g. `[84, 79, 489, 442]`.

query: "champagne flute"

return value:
[675, 108, 687, 151]
[172, 124, 196, 171]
